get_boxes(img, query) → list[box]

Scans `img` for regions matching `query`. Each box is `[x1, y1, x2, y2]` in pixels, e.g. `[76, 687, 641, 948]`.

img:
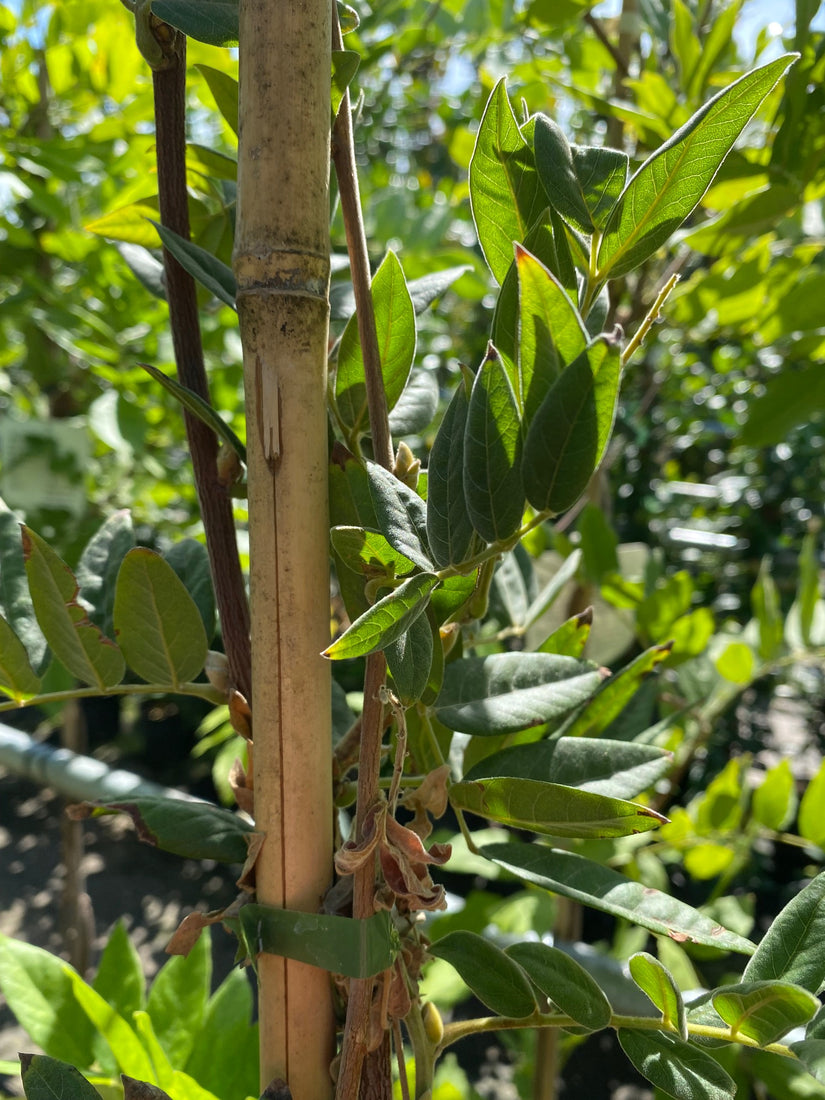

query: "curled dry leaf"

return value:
[229, 688, 253, 739]
[237, 830, 265, 893]
[122, 1076, 174, 1100]
[335, 799, 451, 911]
[166, 892, 246, 955]
[230, 756, 254, 814]
[399, 763, 451, 840]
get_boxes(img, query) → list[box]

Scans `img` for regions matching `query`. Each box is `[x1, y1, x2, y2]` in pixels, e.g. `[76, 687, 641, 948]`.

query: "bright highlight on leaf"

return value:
[323, 572, 439, 659]
[596, 54, 798, 279]
[113, 548, 208, 688]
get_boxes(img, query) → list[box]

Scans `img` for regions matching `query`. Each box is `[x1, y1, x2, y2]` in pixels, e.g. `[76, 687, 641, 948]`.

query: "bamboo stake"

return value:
[234, 1, 334, 1096]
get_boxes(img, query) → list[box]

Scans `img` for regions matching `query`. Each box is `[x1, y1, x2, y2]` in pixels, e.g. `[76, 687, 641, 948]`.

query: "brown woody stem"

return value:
[152, 37, 252, 701]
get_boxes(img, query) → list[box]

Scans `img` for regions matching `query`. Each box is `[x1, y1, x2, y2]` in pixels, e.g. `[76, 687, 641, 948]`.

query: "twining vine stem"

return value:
[330, 2, 398, 1095]
[148, 20, 252, 703]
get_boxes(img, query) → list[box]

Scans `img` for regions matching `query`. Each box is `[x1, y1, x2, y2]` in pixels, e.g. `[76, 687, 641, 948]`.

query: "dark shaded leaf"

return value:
[435, 652, 603, 736]
[367, 461, 433, 572]
[463, 737, 671, 801]
[618, 1029, 735, 1100]
[480, 841, 756, 953]
[464, 347, 524, 544]
[743, 873, 825, 992]
[70, 797, 255, 863]
[22, 527, 125, 690]
[150, 221, 236, 308]
[506, 942, 611, 1029]
[426, 375, 475, 569]
[522, 336, 621, 516]
[20, 1054, 102, 1100]
[429, 931, 537, 1017]
[152, 0, 238, 46]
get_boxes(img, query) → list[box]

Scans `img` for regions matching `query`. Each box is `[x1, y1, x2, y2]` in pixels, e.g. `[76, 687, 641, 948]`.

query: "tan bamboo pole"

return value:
[234, 1, 334, 1096]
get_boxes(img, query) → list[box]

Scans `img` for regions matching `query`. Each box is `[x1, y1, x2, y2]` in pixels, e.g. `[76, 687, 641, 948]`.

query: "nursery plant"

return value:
[2, 3, 825, 1100]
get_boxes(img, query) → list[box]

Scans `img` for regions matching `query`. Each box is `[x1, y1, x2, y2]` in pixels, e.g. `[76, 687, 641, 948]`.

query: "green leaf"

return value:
[22, 526, 125, 690]
[493, 212, 578, 368]
[0, 507, 47, 674]
[629, 952, 688, 1039]
[0, 935, 96, 1067]
[239, 904, 398, 979]
[426, 376, 476, 569]
[77, 797, 255, 862]
[137, 363, 247, 464]
[752, 557, 785, 661]
[19, 1054, 102, 1100]
[385, 611, 434, 706]
[480, 842, 756, 953]
[538, 609, 593, 657]
[799, 759, 825, 848]
[331, 526, 417, 579]
[522, 335, 622, 516]
[435, 652, 603, 736]
[429, 931, 537, 1018]
[367, 462, 433, 572]
[505, 942, 611, 1029]
[556, 643, 672, 739]
[92, 920, 146, 1030]
[743, 872, 825, 991]
[73, 513, 135, 643]
[151, 0, 238, 46]
[0, 615, 40, 701]
[150, 221, 237, 309]
[740, 364, 825, 448]
[449, 777, 666, 838]
[195, 65, 238, 135]
[407, 266, 472, 313]
[788, 1040, 825, 1086]
[533, 117, 594, 233]
[798, 529, 821, 648]
[469, 79, 547, 284]
[388, 369, 439, 436]
[751, 760, 796, 833]
[183, 970, 258, 1100]
[715, 641, 755, 685]
[65, 970, 155, 1081]
[114, 548, 208, 687]
[463, 737, 671, 801]
[147, 931, 212, 1067]
[596, 55, 797, 279]
[516, 245, 588, 426]
[618, 1029, 736, 1100]
[524, 549, 583, 631]
[712, 981, 819, 1046]
[336, 251, 416, 435]
[463, 346, 525, 544]
[323, 572, 440, 660]
[569, 145, 629, 230]
[332, 50, 360, 119]
[163, 540, 216, 642]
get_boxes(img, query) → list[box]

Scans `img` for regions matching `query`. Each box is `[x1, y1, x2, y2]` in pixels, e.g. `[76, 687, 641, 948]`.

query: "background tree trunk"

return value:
[234, 1, 335, 1096]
